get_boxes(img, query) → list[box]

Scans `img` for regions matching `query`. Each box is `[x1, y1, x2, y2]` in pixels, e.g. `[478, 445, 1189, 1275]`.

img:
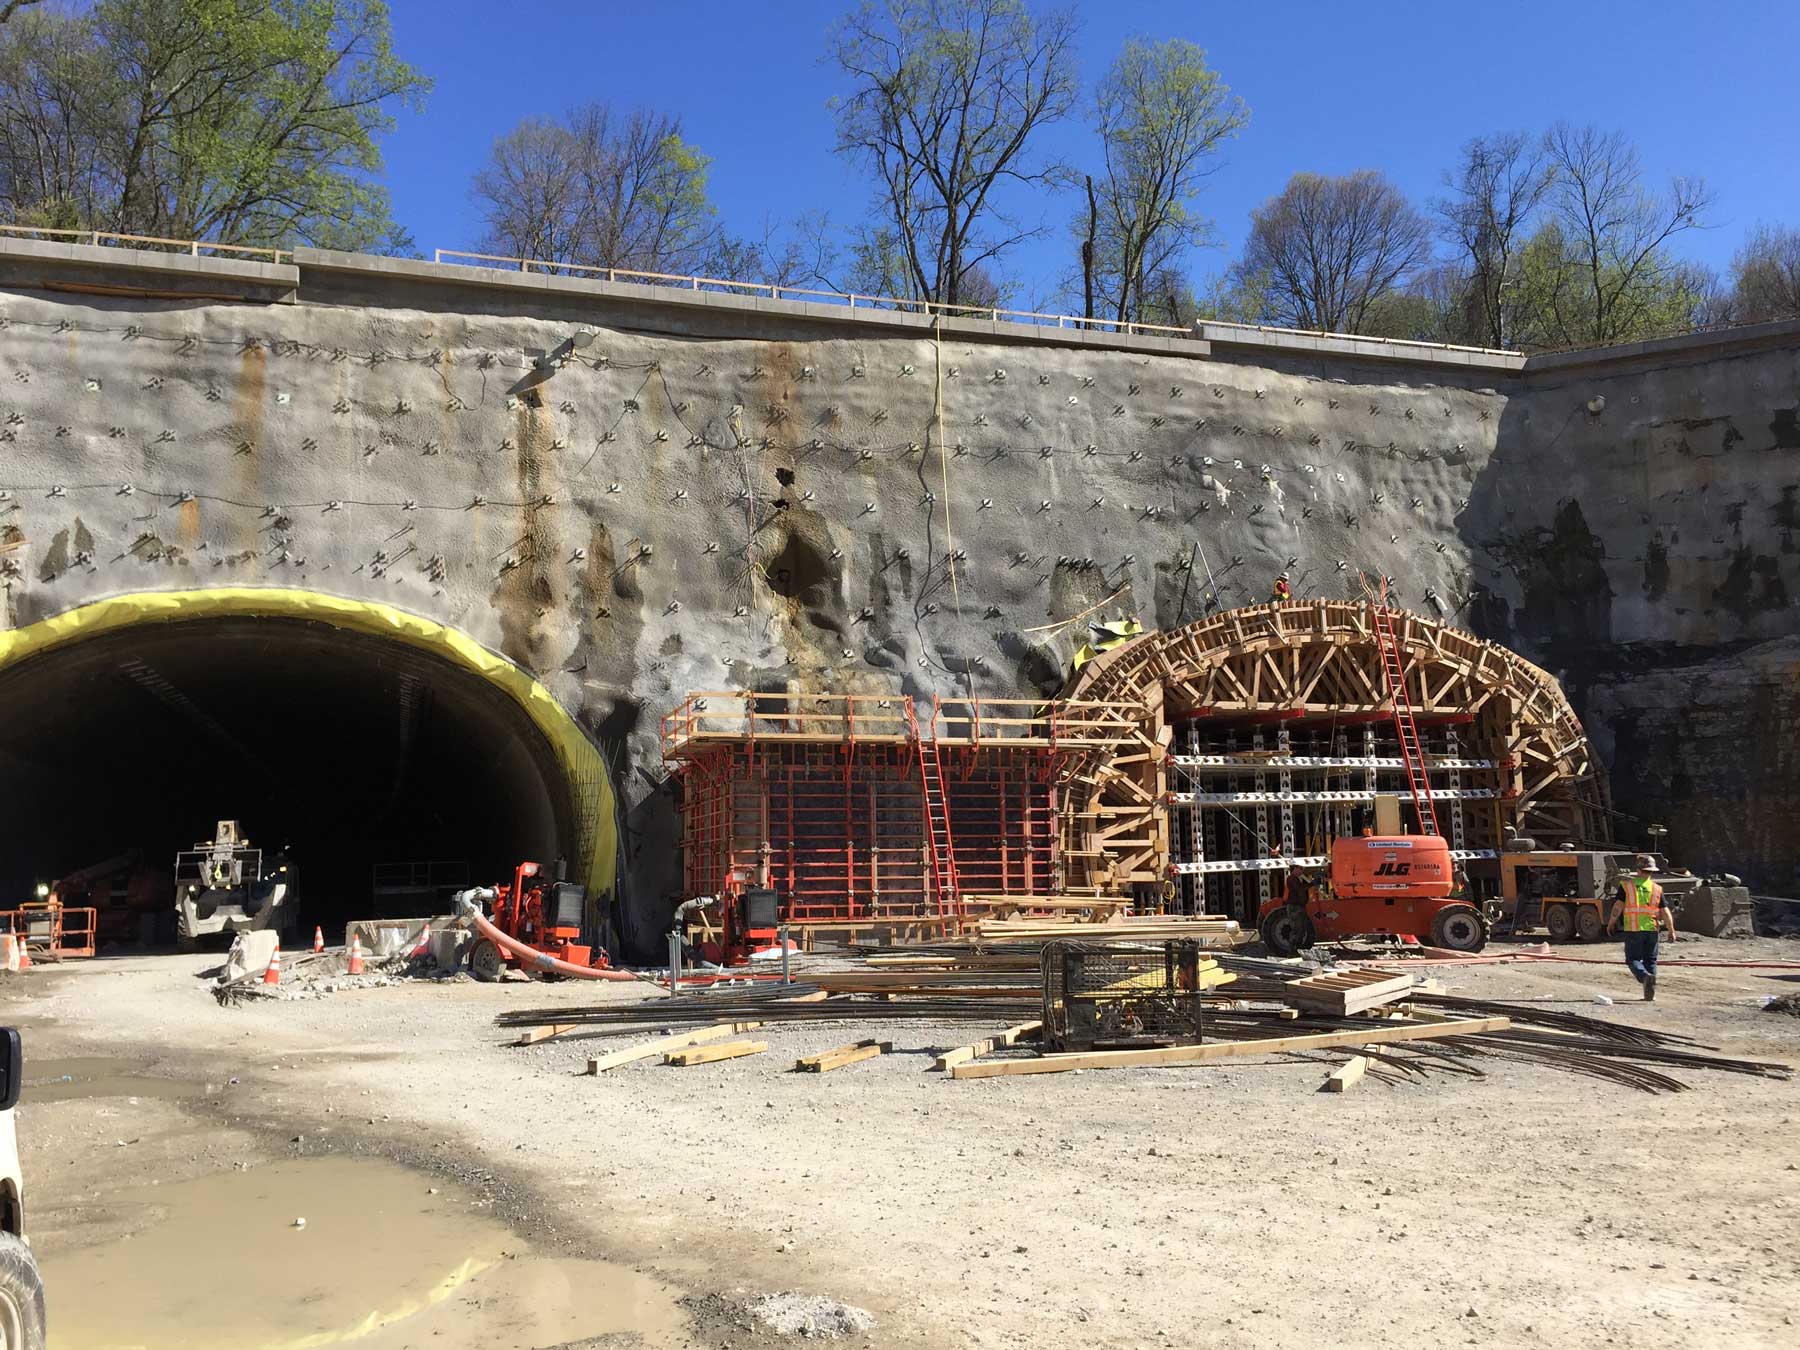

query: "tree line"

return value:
[1, 0, 1795, 349]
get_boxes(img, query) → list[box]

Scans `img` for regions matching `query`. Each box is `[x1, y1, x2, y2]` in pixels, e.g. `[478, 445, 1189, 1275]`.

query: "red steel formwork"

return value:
[660, 692, 1137, 934]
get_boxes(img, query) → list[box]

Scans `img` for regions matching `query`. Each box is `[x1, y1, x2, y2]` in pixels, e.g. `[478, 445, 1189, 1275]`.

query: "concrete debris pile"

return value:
[210, 930, 462, 1006]
[747, 1292, 877, 1339]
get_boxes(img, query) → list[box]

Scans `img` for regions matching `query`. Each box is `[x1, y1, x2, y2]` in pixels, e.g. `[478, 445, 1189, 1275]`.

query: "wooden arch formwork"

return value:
[1057, 601, 1607, 921]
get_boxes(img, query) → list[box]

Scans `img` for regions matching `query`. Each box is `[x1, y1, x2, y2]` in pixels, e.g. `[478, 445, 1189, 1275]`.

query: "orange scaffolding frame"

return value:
[660, 691, 1138, 932]
[0, 901, 98, 959]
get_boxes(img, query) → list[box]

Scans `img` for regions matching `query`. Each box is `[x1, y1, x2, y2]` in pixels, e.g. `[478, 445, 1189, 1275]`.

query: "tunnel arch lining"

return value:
[1057, 600, 1605, 896]
[0, 588, 616, 895]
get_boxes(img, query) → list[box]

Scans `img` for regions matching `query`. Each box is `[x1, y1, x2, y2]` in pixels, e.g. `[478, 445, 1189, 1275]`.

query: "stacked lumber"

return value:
[974, 915, 1243, 944]
[1282, 969, 1416, 1016]
[810, 969, 1037, 998]
[961, 894, 1133, 920]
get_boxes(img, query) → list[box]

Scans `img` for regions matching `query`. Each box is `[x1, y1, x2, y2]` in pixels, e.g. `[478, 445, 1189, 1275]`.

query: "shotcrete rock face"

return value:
[0, 243, 1795, 929]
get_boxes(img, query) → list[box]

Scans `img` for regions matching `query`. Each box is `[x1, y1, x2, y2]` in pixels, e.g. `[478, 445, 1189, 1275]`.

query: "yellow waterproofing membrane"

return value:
[0, 589, 616, 894]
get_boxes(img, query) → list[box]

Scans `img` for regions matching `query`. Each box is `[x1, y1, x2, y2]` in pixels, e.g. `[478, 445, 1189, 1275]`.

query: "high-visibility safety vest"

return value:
[1621, 876, 1663, 932]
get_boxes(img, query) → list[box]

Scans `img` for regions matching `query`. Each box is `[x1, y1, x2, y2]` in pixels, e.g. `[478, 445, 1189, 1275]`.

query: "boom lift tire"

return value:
[1260, 905, 1316, 958]
[1574, 905, 1604, 942]
[1543, 904, 1576, 944]
[467, 938, 503, 983]
[1429, 904, 1488, 953]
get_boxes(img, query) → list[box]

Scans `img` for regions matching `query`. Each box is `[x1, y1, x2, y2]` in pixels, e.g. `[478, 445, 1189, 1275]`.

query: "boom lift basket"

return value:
[1041, 939, 1206, 1052]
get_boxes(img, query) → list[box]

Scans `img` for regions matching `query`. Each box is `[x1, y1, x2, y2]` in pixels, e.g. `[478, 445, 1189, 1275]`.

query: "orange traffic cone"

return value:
[262, 945, 282, 986]
[16, 939, 30, 971]
[313, 925, 325, 954]
[347, 933, 365, 976]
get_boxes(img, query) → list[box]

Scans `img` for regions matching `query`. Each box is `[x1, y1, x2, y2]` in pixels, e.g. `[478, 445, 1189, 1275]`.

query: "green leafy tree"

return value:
[0, 0, 427, 250]
[1083, 36, 1245, 324]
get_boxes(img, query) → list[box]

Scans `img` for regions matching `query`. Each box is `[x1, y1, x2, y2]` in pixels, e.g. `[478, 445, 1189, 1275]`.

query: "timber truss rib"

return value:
[1054, 600, 1605, 899]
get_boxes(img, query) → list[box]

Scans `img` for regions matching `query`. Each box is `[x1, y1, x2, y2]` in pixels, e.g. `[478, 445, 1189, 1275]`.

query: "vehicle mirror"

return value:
[0, 1028, 20, 1111]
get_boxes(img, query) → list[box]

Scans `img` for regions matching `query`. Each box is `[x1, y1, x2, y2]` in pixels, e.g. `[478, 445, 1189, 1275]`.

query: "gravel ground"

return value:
[5, 936, 1799, 1349]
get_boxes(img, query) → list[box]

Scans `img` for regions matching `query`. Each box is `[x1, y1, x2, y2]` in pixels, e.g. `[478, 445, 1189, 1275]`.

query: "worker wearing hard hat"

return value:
[1605, 854, 1678, 1001]
[1271, 572, 1292, 603]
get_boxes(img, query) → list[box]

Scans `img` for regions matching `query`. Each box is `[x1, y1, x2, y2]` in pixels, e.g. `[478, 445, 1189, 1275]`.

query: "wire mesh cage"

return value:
[1040, 940, 1206, 1052]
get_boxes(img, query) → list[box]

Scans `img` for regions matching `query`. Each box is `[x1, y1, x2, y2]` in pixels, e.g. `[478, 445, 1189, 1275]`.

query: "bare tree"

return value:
[0, 2, 43, 25]
[828, 0, 1079, 308]
[1539, 122, 1711, 345]
[1237, 170, 1433, 333]
[1435, 131, 1553, 347]
[472, 104, 722, 275]
[1729, 224, 1800, 323]
[1088, 36, 1246, 325]
[0, 7, 107, 229]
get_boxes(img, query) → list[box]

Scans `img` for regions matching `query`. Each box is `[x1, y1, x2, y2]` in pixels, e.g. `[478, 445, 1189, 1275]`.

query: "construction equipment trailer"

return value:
[1493, 845, 1750, 940]
[173, 821, 294, 950]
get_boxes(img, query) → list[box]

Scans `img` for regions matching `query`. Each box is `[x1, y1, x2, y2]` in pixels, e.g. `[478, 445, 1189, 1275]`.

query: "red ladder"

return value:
[1370, 603, 1441, 837]
[904, 697, 962, 924]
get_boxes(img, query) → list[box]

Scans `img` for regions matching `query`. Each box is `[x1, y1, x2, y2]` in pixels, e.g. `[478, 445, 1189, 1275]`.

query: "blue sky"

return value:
[382, 0, 1800, 304]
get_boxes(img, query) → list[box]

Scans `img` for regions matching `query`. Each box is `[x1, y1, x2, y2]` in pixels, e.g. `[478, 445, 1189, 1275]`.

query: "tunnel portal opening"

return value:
[0, 615, 579, 946]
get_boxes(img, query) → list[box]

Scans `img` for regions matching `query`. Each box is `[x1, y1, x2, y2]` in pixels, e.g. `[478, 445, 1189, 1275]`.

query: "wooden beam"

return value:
[586, 1021, 764, 1074]
[1323, 1056, 1369, 1092]
[665, 1039, 768, 1067]
[935, 1020, 1044, 1071]
[796, 1039, 892, 1073]
[948, 1016, 1511, 1079]
[515, 1022, 582, 1046]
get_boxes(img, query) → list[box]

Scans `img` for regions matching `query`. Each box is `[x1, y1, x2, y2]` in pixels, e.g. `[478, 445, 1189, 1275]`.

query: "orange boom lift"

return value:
[1255, 580, 1487, 956]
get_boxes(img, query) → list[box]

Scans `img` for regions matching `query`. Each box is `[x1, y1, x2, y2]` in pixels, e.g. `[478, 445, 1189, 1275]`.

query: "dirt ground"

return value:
[5, 936, 1798, 1350]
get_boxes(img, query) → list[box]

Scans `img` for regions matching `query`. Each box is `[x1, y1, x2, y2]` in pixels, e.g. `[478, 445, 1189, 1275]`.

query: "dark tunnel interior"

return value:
[0, 616, 575, 947]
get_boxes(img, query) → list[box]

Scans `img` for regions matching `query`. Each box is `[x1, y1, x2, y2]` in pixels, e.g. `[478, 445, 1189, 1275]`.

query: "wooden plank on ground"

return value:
[1323, 1056, 1369, 1092]
[948, 1015, 1511, 1079]
[586, 1021, 763, 1074]
[516, 1022, 583, 1046]
[665, 1039, 769, 1067]
[934, 1021, 1044, 1071]
[796, 1039, 892, 1073]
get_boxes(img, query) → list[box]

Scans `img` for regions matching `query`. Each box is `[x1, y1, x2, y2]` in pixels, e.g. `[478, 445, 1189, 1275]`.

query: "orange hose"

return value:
[458, 896, 643, 982]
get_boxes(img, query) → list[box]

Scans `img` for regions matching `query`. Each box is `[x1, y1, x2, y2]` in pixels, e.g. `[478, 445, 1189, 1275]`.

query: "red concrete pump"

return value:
[465, 860, 611, 981]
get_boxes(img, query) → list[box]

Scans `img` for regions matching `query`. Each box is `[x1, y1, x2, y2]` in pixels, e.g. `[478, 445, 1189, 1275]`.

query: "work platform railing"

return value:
[660, 690, 1143, 760]
[0, 223, 291, 261]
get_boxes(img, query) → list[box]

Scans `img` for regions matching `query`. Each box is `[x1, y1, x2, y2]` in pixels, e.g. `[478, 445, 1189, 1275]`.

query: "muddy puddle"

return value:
[39, 1154, 686, 1349]
[26, 1056, 193, 1102]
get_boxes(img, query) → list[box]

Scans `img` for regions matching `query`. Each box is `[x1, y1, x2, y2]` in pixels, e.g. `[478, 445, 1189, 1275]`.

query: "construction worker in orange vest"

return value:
[1605, 853, 1678, 1000]
[1271, 572, 1292, 603]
